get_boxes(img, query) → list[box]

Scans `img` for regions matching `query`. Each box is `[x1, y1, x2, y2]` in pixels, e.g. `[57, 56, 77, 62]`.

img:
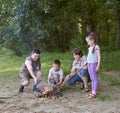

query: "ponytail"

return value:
[89, 32, 96, 54]
[92, 46, 96, 54]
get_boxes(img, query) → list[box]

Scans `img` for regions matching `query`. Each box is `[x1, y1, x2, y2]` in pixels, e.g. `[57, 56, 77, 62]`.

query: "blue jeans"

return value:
[67, 69, 90, 86]
[50, 74, 60, 85]
[67, 74, 82, 86]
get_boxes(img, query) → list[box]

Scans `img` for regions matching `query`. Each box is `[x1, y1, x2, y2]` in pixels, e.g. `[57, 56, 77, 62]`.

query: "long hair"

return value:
[87, 32, 96, 54]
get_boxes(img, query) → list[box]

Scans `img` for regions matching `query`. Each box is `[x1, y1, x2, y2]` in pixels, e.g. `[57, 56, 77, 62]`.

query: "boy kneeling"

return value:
[47, 60, 64, 90]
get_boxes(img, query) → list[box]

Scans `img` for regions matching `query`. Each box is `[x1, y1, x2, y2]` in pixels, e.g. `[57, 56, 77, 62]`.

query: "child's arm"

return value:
[56, 70, 64, 86]
[47, 69, 52, 84]
[82, 61, 88, 69]
[47, 77, 51, 84]
[64, 61, 87, 82]
[96, 49, 101, 72]
[65, 67, 79, 80]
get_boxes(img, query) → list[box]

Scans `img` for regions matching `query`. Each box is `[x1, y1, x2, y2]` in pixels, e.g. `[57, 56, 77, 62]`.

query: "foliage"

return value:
[0, 0, 120, 55]
[70, 33, 88, 55]
[101, 50, 120, 71]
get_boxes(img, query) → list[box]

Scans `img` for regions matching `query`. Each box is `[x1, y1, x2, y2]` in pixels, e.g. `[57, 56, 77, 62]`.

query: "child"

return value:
[47, 60, 64, 89]
[65, 48, 90, 92]
[86, 32, 101, 99]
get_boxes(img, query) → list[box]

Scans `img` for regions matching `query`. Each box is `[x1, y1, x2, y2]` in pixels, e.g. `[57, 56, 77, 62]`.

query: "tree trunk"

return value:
[115, 4, 120, 49]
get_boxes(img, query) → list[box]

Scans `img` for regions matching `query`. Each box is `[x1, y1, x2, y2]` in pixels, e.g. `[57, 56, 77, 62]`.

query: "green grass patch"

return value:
[98, 95, 111, 101]
[0, 100, 5, 104]
[99, 50, 120, 86]
[101, 74, 120, 86]
[0, 49, 120, 87]
[101, 50, 120, 71]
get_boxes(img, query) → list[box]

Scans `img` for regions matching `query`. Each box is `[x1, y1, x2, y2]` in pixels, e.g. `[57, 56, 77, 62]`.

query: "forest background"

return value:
[0, 0, 120, 56]
[0, 1, 120, 112]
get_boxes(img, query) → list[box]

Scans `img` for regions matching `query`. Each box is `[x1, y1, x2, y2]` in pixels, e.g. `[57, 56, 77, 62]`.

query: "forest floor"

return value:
[0, 71, 120, 113]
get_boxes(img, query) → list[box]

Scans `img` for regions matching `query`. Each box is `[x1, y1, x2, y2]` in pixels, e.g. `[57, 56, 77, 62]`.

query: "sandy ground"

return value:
[0, 72, 120, 113]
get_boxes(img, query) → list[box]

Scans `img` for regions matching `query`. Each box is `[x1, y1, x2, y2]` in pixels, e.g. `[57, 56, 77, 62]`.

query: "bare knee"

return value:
[21, 80, 30, 86]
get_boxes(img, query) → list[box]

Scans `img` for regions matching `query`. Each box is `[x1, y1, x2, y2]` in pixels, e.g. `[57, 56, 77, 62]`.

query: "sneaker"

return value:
[80, 84, 84, 90]
[35, 90, 43, 98]
[19, 85, 24, 92]
[33, 85, 38, 91]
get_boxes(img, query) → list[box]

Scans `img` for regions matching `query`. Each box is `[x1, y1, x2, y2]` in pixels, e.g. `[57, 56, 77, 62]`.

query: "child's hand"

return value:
[96, 66, 99, 72]
[65, 74, 71, 81]
[71, 68, 76, 73]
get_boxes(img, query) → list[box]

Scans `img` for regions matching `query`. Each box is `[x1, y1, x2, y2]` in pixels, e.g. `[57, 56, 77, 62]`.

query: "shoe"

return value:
[33, 85, 38, 91]
[80, 84, 84, 90]
[19, 85, 24, 92]
[82, 87, 89, 93]
[87, 93, 96, 99]
[35, 90, 42, 98]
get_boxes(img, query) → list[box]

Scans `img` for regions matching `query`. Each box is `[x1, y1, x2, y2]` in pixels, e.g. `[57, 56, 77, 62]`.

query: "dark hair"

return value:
[31, 49, 41, 54]
[86, 32, 96, 54]
[72, 48, 83, 57]
[89, 32, 96, 42]
[54, 59, 61, 65]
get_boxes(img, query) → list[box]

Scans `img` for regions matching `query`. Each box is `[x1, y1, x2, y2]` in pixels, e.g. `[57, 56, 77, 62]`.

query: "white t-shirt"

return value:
[87, 45, 100, 63]
[48, 67, 63, 80]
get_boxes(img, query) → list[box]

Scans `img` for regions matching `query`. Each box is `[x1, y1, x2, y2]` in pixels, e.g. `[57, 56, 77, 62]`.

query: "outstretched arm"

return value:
[25, 60, 37, 84]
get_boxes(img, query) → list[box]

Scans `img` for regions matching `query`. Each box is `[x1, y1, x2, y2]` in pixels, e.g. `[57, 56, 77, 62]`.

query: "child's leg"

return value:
[88, 63, 98, 94]
[79, 69, 88, 88]
[53, 74, 60, 84]
[54, 76, 60, 83]
[67, 74, 82, 86]
[50, 78, 56, 84]
[81, 76, 88, 88]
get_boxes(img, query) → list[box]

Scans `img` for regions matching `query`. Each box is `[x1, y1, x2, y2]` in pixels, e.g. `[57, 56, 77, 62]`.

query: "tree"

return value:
[114, 2, 120, 49]
[0, 0, 120, 54]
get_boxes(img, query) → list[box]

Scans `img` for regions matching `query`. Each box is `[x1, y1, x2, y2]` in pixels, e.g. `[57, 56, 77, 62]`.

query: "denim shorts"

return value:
[78, 69, 88, 77]
[50, 78, 56, 85]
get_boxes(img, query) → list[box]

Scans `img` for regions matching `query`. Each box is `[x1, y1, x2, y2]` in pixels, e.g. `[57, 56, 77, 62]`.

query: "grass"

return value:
[101, 50, 120, 71]
[98, 95, 111, 101]
[0, 49, 120, 86]
[0, 100, 5, 104]
[101, 74, 120, 86]
[100, 50, 120, 86]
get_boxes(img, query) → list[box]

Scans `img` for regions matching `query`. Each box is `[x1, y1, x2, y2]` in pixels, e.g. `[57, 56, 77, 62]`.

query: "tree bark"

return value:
[115, 4, 120, 49]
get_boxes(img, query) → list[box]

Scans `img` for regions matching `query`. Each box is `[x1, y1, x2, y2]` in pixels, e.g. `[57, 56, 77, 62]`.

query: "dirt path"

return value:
[0, 73, 120, 113]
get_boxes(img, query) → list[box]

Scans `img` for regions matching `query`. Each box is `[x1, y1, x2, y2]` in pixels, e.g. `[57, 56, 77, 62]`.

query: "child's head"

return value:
[72, 48, 83, 61]
[86, 32, 96, 46]
[86, 32, 97, 53]
[53, 59, 61, 71]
